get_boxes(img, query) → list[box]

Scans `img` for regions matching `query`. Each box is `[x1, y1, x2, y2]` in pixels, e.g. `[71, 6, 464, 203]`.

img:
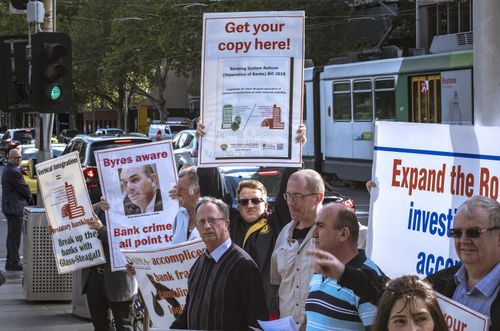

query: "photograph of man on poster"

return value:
[119, 164, 163, 216]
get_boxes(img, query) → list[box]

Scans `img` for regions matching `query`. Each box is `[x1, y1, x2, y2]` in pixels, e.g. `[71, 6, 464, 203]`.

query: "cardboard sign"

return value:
[436, 292, 489, 331]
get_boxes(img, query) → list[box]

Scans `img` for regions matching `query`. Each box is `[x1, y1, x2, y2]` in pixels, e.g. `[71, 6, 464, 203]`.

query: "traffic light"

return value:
[30, 32, 72, 113]
[0, 36, 29, 113]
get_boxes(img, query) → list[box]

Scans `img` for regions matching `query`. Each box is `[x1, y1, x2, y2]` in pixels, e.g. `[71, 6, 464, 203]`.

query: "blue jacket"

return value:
[1, 162, 32, 216]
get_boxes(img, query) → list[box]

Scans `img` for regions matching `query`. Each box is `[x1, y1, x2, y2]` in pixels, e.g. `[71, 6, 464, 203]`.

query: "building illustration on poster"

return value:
[61, 182, 85, 219]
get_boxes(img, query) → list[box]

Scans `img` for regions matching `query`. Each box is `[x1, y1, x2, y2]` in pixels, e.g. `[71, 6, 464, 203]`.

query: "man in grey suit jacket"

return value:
[2, 148, 32, 271]
[81, 204, 137, 331]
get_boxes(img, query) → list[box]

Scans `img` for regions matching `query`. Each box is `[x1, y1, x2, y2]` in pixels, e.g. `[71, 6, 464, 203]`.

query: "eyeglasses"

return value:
[449, 226, 499, 238]
[238, 198, 265, 206]
[283, 192, 317, 201]
[195, 217, 226, 227]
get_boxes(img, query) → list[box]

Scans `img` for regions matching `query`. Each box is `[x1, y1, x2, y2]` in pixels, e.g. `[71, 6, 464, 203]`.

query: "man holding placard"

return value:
[427, 195, 500, 330]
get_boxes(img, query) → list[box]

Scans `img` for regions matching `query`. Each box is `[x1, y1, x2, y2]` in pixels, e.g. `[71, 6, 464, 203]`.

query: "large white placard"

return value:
[368, 122, 500, 277]
[436, 292, 489, 331]
[36, 151, 105, 273]
[123, 240, 206, 328]
[95, 141, 179, 270]
[199, 11, 305, 167]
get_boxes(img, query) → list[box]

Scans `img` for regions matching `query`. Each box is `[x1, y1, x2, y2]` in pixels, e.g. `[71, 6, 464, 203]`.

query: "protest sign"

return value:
[123, 240, 206, 328]
[35, 151, 105, 273]
[367, 122, 500, 277]
[95, 141, 179, 270]
[199, 11, 305, 167]
[436, 292, 489, 331]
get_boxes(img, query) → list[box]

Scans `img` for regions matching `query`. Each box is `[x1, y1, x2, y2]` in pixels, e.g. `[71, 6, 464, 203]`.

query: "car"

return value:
[172, 130, 198, 169]
[95, 128, 125, 135]
[148, 122, 190, 141]
[19, 143, 67, 203]
[219, 166, 354, 210]
[0, 128, 36, 160]
[62, 134, 152, 203]
[58, 129, 80, 143]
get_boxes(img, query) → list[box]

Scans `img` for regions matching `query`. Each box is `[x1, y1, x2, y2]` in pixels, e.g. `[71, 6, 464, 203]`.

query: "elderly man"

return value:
[427, 195, 500, 331]
[171, 166, 201, 244]
[119, 164, 162, 215]
[306, 203, 387, 330]
[170, 196, 268, 330]
[2, 148, 32, 271]
[270, 169, 325, 330]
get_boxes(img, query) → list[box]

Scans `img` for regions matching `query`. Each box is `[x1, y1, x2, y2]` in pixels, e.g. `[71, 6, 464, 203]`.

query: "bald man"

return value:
[2, 148, 32, 271]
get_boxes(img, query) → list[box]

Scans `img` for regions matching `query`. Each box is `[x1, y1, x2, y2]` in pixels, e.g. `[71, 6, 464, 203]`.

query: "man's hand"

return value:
[99, 196, 110, 211]
[307, 248, 345, 280]
[88, 213, 104, 231]
[169, 185, 178, 200]
[296, 124, 307, 144]
[126, 263, 136, 276]
[196, 121, 206, 138]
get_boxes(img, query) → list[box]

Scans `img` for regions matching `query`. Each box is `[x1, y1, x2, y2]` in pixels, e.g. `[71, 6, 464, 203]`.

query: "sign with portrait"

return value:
[95, 141, 179, 270]
[367, 122, 500, 277]
[199, 11, 305, 167]
[123, 239, 206, 328]
[35, 151, 105, 273]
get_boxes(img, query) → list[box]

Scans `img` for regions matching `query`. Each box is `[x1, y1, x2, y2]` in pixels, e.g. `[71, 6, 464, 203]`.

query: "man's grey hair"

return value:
[289, 169, 325, 194]
[178, 166, 199, 195]
[195, 196, 229, 219]
[457, 195, 500, 227]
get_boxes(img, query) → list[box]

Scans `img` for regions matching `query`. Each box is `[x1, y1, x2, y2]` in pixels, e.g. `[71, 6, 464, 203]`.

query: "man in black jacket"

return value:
[2, 148, 32, 271]
[427, 195, 499, 331]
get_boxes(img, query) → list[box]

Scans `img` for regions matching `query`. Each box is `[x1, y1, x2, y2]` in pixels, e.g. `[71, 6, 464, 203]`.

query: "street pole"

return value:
[474, 0, 500, 125]
[415, 0, 420, 49]
[35, 0, 57, 206]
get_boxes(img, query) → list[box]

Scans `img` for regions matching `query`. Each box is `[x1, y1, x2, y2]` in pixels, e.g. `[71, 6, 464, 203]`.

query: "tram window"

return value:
[353, 80, 372, 122]
[375, 78, 396, 120]
[333, 81, 351, 121]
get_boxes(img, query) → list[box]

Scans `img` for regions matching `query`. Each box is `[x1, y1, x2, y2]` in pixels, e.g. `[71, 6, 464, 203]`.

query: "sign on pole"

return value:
[368, 122, 500, 277]
[95, 141, 179, 270]
[35, 151, 105, 273]
[198, 11, 305, 167]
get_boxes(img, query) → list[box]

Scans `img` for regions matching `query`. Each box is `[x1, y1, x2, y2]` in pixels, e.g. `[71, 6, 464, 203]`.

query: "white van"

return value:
[148, 122, 189, 141]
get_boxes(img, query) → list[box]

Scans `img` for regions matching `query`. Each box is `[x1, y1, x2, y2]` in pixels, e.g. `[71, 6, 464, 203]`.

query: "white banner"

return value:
[199, 11, 305, 167]
[95, 141, 179, 270]
[35, 151, 105, 273]
[123, 240, 206, 328]
[436, 292, 489, 331]
[368, 122, 500, 277]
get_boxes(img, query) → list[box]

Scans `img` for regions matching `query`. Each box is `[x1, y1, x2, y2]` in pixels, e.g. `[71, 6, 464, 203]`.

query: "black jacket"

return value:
[426, 265, 499, 331]
[1, 162, 32, 216]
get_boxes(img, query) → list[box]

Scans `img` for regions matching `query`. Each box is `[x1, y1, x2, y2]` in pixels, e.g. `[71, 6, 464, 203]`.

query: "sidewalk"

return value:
[0, 268, 92, 331]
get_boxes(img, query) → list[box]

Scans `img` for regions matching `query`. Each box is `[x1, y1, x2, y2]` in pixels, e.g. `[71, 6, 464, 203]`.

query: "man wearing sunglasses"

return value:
[230, 179, 280, 318]
[427, 195, 500, 331]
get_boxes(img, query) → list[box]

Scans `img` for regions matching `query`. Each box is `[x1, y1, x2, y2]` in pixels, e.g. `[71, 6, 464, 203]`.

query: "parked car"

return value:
[148, 123, 190, 141]
[219, 166, 354, 210]
[62, 134, 151, 203]
[58, 129, 80, 143]
[0, 128, 36, 160]
[20, 143, 67, 203]
[95, 128, 125, 135]
[172, 130, 198, 169]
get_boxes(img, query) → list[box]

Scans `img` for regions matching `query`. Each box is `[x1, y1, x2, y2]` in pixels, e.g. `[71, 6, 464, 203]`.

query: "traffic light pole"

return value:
[35, 0, 56, 206]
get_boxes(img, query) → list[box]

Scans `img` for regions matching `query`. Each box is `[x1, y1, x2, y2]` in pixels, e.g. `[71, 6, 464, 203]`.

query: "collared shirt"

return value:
[145, 192, 157, 213]
[270, 220, 315, 331]
[172, 208, 200, 245]
[207, 238, 232, 262]
[452, 263, 500, 317]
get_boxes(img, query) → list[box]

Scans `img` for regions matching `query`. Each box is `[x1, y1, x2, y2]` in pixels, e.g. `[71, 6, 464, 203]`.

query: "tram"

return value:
[303, 49, 473, 181]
